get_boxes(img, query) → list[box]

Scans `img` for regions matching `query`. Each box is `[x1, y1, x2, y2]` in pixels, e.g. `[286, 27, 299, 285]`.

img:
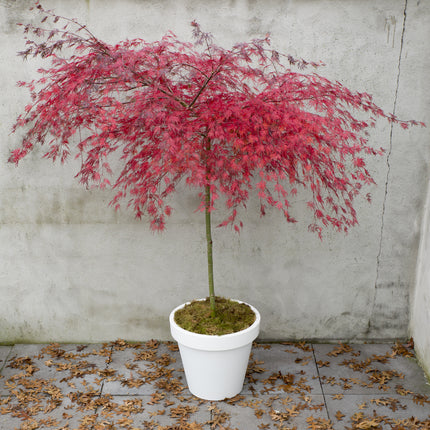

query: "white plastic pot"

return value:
[169, 299, 260, 401]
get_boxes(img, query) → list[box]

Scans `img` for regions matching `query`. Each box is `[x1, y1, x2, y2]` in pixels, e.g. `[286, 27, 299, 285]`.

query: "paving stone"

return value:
[0, 343, 110, 396]
[313, 343, 429, 396]
[244, 343, 322, 395]
[0, 394, 92, 429]
[0, 342, 428, 428]
[0, 344, 50, 397]
[326, 393, 430, 430]
[157, 342, 184, 369]
[216, 393, 329, 429]
[102, 341, 191, 396]
[384, 355, 430, 395]
[96, 395, 211, 429]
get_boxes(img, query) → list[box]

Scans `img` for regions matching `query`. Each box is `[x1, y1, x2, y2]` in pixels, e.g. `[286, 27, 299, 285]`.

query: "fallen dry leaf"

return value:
[335, 410, 345, 421]
[327, 343, 353, 357]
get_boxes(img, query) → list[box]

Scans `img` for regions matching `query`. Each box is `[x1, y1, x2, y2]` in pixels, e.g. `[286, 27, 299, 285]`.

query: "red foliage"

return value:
[10, 4, 425, 237]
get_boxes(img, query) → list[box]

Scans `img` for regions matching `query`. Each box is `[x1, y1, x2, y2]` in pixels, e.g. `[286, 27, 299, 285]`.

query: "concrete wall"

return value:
[412, 184, 430, 378]
[1, 0, 429, 346]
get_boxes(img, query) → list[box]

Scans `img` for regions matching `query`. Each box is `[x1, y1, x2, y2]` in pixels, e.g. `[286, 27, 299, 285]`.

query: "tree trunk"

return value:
[205, 184, 216, 317]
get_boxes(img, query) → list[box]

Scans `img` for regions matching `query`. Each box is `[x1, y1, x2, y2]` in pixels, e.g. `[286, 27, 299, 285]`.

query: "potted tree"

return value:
[9, 4, 424, 400]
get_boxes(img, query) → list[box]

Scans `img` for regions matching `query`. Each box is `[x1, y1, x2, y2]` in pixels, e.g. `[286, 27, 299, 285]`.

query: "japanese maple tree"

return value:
[10, 4, 424, 315]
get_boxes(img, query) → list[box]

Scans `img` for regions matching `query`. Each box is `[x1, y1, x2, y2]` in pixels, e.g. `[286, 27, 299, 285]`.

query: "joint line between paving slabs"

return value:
[99, 343, 114, 396]
[93, 343, 114, 430]
[311, 344, 330, 421]
[0, 346, 14, 374]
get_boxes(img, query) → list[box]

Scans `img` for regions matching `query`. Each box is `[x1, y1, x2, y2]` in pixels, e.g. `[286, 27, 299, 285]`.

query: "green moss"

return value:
[174, 297, 256, 335]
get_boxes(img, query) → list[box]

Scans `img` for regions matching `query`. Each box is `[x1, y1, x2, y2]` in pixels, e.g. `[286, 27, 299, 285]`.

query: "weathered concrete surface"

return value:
[0, 0, 429, 346]
[413, 185, 430, 379]
[0, 342, 429, 428]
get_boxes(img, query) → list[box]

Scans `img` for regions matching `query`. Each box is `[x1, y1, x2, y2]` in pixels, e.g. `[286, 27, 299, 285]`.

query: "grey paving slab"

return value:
[313, 343, 430, 396]
[326, 394, 430, 430]
[98, 395, 211, 429]
[383, 355, 430, 395]
[244, 343, 322, 395]
[0, 344, 50, 397]
[102, 340, 191, 397]
[0, 394, 92, 430]
[0, 342, 428, 429]
[0, 343, 111, 396]
[216, 393, 329, 429]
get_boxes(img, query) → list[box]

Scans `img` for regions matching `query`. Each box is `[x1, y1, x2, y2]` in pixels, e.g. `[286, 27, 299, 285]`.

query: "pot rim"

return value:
[169, 298, 260, 351]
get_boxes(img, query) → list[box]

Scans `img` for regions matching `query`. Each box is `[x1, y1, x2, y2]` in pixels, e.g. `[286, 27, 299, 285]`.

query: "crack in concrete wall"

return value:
[369, 0, 409, 334]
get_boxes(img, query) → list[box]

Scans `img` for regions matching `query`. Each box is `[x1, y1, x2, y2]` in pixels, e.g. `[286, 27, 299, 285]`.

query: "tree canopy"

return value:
[10, 4, 424, 237]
